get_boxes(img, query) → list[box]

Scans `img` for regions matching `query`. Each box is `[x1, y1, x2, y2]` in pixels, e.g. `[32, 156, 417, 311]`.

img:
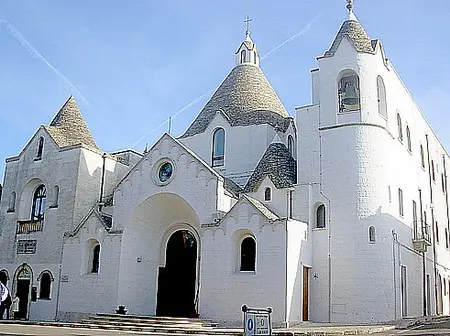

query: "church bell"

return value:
[342, 83, 359, 106]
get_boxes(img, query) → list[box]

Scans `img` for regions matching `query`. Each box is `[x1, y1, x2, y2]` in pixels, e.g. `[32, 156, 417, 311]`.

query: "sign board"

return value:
[242, 305, 272, 336]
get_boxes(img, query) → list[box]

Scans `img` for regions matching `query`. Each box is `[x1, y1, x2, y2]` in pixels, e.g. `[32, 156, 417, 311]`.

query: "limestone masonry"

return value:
[1, 3, 449, 327]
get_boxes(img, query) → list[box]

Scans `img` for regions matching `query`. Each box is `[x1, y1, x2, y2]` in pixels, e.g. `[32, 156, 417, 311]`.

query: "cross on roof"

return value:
[244, 15, 252, 34]
[346, 0, 354, 12]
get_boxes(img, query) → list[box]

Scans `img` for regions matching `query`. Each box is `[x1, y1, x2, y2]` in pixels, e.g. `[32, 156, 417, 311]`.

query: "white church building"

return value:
[1, 1, 450, 326]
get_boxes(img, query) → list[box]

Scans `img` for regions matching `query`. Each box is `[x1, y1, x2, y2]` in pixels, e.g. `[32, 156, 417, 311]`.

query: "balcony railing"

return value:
[17, 220, 43, 234]
[412, 221, 431, 252]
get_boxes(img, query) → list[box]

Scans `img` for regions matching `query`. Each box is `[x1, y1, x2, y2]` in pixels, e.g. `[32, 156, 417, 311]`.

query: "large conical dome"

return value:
[181, 33, 290, 138]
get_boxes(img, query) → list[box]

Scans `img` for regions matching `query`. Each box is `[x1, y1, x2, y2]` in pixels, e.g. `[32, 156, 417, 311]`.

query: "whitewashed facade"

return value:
[1, 4, 449, 326]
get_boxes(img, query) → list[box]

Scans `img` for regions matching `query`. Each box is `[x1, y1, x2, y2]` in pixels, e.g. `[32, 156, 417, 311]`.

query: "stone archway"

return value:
[156, 230, 197, 317]
[119, 193, 201, 316]
[13, 264, 33, 320]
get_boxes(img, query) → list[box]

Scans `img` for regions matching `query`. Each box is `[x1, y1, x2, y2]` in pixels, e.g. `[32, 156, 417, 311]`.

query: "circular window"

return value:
[158, 162, 173, 183]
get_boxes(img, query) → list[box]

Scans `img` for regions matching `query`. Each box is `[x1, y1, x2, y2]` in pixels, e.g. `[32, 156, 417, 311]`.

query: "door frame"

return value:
[156, 223, 201, 316]
[13, 264, 33, 320]
[303, 266, 310, 321]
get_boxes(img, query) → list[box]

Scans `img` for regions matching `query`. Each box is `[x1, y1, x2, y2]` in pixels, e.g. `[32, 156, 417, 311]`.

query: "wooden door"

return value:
[303, 266, 309, 321]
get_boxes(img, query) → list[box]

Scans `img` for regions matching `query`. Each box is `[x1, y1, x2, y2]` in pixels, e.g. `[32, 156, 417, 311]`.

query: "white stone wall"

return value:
[286, 219, 310, 325]
[58, 215, 122, 320]
[180, 113, 293, 187]
[296, 32, 450, 323]
[199, 201, 287, 326]
[112, 134, 236, 315]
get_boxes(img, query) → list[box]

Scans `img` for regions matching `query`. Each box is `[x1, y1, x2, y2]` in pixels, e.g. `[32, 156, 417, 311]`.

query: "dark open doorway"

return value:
[156, 230, 197, 317]
[16, 279, 30, 319]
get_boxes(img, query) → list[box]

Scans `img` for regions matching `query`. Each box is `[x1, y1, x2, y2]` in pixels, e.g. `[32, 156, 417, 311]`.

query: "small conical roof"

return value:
[181, 64, 289, 137]
[44, 96, 99, 150]
[323, 4, 376, 58]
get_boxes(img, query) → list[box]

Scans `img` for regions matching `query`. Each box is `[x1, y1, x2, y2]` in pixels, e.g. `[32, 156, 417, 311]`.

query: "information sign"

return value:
[242, 305, 272, 336]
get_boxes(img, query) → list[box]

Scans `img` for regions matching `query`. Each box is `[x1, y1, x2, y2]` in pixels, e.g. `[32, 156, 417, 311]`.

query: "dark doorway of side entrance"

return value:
[156, 229, 198, 318]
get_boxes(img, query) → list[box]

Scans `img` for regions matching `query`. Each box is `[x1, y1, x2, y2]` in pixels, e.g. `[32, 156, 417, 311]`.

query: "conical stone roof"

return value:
[181, 64, 290, 138]
[323, 18, 376, 58]
[44, 96, 99, 150]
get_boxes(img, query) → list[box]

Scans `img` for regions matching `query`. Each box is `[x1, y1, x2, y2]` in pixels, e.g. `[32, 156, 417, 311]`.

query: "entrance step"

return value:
[78, 313, 240, 335]
[91, 313, 217, 326]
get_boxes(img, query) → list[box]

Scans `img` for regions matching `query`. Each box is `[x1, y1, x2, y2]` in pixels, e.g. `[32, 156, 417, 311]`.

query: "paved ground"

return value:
[2, 317, 450, 336]
[377, 317, 450, 336]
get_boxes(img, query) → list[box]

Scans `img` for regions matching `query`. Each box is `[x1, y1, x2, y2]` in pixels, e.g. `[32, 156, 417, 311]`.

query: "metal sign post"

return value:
[242, 305, 272, 336]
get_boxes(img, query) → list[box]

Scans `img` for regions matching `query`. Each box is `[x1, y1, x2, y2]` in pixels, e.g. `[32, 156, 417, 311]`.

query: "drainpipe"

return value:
[425, 135, 438, 315]
[419, 189, 426, 316]
[99, 153, 106, 212]
[392, 230, 397, 320]
[318, 121, 332, 323]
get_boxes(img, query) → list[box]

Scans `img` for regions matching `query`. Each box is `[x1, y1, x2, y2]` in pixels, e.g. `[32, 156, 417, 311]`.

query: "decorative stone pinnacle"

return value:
[346, 0, 353, 12]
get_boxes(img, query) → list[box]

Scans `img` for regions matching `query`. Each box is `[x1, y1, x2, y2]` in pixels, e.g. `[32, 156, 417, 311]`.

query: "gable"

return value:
[114, 133, 223, 193]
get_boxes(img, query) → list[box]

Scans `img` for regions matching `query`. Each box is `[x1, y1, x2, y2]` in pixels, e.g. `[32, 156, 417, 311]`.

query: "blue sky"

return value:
[0, 1, 449, 179]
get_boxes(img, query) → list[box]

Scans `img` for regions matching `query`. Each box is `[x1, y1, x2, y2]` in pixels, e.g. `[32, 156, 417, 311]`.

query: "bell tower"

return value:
[235, 16, 260, 67]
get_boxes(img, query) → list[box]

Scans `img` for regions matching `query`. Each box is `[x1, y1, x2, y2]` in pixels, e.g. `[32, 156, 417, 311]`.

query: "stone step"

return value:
[97, 313, 213, 324]
[88, 314, 217, 327]
[82, 319, 217, 331]
[78, 322, 242, 335]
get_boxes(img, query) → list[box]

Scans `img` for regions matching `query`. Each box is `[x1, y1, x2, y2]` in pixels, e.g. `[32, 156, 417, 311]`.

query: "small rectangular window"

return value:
[435, 221, 439, 243]
[412, 200, 418, 238]
[445, 228, 449, 249]
[398, 188, 404, 217]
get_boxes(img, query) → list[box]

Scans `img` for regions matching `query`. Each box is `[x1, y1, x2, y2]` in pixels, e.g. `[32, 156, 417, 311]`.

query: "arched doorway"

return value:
[14, 265, 32, 320]
[156, 229, 197, 317]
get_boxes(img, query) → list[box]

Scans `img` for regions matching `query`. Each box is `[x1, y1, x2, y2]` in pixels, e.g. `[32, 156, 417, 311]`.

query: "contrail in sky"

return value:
[261, 13, 321, 60]
[130, 90, 214, 148]
[131, 14, 320, 148]
[0, 18, 92, 108]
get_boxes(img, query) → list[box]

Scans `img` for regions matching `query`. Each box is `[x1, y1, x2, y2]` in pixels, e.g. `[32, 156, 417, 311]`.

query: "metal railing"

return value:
[16, 220, 43, 234]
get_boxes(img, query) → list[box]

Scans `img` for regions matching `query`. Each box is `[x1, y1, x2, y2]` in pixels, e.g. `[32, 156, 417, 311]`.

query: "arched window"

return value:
[316, 204, 326, 229]
[406, 126, 412, 152]
[339, 72, 360, 112]
[212, 128, 225, 167]
[91, 244, 100, 273]
[445, 277, 447, 296]
[420, 145, 425, 168]
[37, 137, 44, 159]
[240, 237, 256, 272]
[264, 187, 271, 201]
[39, 271, 52, 299]
[31, 185, 46, 221]
[240, 50, 246, 63]
[369, 226, 376, 243]
[8, 191, 16, 211]
[288, 135, 294, 157]
[377, 76, 387, 118]
[53, 186, 59, 207]
[397, 114, 403, 141]
[253, 51, 257, 64]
